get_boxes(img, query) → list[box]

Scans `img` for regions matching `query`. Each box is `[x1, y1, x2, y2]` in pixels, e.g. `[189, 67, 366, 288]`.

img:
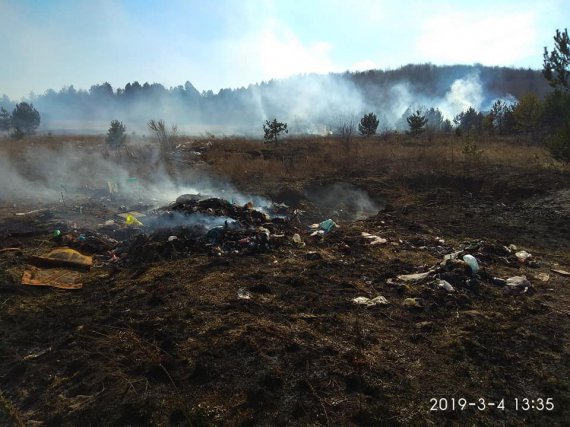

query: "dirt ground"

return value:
[0, 135, 569, 426]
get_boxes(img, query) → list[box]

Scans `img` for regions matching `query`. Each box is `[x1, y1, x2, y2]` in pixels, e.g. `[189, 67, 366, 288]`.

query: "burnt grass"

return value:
[1, 135, 570, 426]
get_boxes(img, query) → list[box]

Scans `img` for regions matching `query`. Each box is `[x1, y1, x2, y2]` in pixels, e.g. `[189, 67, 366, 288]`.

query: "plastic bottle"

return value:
[462, 254, 479, 274]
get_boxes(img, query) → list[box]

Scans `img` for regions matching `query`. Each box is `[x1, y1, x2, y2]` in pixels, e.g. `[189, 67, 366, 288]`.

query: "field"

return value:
[0, 133, 569, 426]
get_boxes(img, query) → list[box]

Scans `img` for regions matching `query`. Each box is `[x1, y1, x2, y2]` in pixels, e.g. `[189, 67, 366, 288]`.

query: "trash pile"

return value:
[121, 195, 300, 263]
[2, 194, 325, 277]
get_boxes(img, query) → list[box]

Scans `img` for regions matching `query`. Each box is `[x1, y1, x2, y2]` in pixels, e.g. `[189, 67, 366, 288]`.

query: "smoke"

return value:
[144, 212, 238, 232]
[437, 73, 485, 118]
[305, 182, 382, 221]
[0, 139, 270, 210]
[0, 65, 547, 136]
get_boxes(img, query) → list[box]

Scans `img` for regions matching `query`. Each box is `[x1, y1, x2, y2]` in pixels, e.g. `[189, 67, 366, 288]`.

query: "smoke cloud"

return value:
[0, 64, 549, 136]
[0, 140, 271, 211]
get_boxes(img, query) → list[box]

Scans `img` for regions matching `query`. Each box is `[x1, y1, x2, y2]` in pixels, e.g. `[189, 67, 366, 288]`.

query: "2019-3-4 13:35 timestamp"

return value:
[429, 397, 555, 411]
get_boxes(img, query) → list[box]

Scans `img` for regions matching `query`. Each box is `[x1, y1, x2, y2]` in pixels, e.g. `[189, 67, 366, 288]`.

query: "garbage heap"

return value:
[123, 195, 295, 263]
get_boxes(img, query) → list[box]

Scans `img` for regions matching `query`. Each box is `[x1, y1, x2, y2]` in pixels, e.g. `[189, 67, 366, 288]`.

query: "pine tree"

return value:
[11, 102, 40, 135]
[358, 112, 379, 137]
[406, 110, 427, 136]
[263, 118, 288, 143]
[543, 28, 570, 90]
[105, 120, 127, 149]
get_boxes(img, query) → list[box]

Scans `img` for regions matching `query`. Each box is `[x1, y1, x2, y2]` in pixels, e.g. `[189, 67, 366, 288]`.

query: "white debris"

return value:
[515, 250, 532, 263]
[551, 268, 570, 277]
[352, 296, 389, 306]
[397, 271, 431, 282]
[505, 276, 531, 294]
[237, 288, 251, 300]
[361, 232, 388, 245]
[436, 279, 455, 292]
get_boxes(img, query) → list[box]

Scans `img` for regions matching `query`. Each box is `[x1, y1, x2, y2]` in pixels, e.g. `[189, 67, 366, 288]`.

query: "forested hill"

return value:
[0, 64, 551, 134]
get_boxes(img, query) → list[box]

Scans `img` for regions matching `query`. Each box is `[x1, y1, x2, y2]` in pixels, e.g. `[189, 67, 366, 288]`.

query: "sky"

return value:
[0, 0, 568, 99]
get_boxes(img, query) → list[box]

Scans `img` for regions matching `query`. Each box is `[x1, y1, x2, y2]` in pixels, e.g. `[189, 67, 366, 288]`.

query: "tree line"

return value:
[0, 64, 551, 131]
[0, 103, 40, 138]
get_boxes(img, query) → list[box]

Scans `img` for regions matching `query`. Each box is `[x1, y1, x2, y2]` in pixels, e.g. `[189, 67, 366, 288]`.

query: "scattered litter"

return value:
[30, 247, 93, 270]
[505, 275, 531, 294]
[107, 180, 119, 194]
[396, 271, 431, 283]
[443, 251, 461, 262]
[15, 208, 49, 217]
[125, 214, 144, 227]
[361, 232, 387, 245]
[21, 266, 83, 290]
[462, 254, 479, 273]
[237, 288, 251, 300]
[352, 296, 388, 306]
[403, 298, 424, 308]
[0, 248, 22, 255]
[23, 346, 52, 360]
[536, 273, 550, 282]
[317, 219, 337, 233]
[53, 229, 61, 238]
[515, 250, 532, 263]
[167, 236, 178, 242]
[508, 244, 518, 251]
[551, 268, 570, 277]
[292, 233, 305, 247]
[436, 279, 455, 292]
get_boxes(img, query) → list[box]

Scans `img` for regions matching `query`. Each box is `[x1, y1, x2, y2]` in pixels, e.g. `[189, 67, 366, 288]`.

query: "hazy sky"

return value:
[1, 0, 568, 99]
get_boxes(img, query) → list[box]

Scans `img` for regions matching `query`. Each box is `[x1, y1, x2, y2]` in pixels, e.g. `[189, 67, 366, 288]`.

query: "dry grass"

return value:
[1, 132, 564, 193]
[198, 134, 563, 186]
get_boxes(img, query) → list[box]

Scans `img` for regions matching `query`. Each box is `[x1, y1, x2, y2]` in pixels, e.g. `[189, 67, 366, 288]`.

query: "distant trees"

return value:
[513, 93, 542, 138]
[89, 82, 114, 98]
[0, 107, 10, 131]
[358, 112, 379, 137]
[105, 120, 127, 149]
[454, 107, 484, 135]
[398, 106, 446, 133]
[543, 28, 570, 162]
[263, 118, 288, 143]
[406, 110, 427, 135]
[11, 102, 40, 135]
[489, 100, 516, 135]
[441, 119, 453, 133]
[422, 107, 444, 131]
